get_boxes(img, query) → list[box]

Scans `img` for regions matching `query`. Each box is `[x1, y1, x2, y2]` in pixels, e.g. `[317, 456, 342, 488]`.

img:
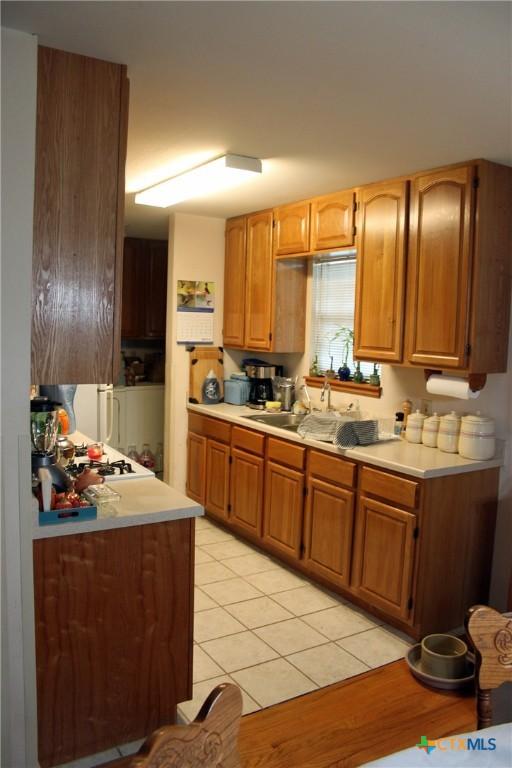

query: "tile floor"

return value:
[56, 514, 411, 766]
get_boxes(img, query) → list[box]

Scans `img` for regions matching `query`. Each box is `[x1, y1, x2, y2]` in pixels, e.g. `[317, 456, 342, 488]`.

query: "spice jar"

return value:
[406, 410, 426, 444]
[437, 411, 461, 453]
[458, 412, 495, 461]
[422, 413, 440, 448]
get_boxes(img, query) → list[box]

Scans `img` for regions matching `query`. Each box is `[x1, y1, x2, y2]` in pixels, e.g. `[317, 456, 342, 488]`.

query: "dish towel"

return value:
[334, 419, 379, 448]
[297, 414, 342, 442]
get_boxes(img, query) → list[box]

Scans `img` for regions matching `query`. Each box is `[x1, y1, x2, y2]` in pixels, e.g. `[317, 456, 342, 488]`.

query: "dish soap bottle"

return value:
[202, 369, 221, 404]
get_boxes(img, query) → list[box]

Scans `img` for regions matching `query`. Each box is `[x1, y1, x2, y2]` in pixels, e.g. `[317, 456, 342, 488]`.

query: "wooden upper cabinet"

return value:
[245, 211, 273, 350]
[406, 165, 474, 369]
[223, 217, 247, 347]
[310, 190, 355, 251]
[354, 181, 408, 362]
[121, 238, 145, 339]
[32, 46, 128, 384]
[121, 238, 167, 340]
[273, 202, 310, 257]
[145, 240, 168, 338]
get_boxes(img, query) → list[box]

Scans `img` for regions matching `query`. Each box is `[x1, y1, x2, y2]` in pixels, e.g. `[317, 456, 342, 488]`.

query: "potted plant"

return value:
[329, 326, 354, 381]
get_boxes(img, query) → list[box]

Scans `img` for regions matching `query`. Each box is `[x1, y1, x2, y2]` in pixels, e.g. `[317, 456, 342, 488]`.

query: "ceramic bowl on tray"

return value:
[406, 644, 475, 691]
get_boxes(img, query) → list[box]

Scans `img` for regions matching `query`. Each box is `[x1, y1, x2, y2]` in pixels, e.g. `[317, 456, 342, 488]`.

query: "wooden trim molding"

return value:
[304, 376, 382, 399]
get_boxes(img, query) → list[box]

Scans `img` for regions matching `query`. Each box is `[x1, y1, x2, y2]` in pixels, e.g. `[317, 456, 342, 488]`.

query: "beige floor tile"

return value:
[178, 674, 260, 722]
[201, 630, 278, 672]
[194, 587, 218, 612]
[224, 552, 278, 576]
[195, 516, 213, 530]
[195, 547, 214, 564]
[195, 527, 234, 546]
[225, 596, 294, 629]
[272, 585, 339, 616]
[231, 658, 317, 708]
[245, 567, 307, 595]
[195, 561, 236, 585]
[193, 644, 223, 682]
[194, 607, 246, 642]
[254, 617, 327, 655]
[302, 604, 379, 640]
[201, 539, 255, 560]
[337, 626, 411, 667]
[287, 642, 369, 686]
[201, 577, 263, 605]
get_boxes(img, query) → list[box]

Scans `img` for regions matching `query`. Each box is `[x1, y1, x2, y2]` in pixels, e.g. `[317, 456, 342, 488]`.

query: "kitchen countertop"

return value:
[33, 434, 203, 539]
[188, 402, 504, 479]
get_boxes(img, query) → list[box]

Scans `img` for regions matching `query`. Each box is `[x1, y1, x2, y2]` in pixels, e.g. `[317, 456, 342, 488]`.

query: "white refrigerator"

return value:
[73, 384, 115, 444]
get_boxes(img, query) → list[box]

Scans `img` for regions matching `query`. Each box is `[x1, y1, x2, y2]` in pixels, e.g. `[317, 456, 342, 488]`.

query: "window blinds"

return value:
[310, 256, 374, 378]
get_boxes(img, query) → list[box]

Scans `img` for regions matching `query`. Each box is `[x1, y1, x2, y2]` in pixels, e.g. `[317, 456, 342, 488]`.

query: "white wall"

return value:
[1, 27, 39, 768]
[164, 213, 225, 493]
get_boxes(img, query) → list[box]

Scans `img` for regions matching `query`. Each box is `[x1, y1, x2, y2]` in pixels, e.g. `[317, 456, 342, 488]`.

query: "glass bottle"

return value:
[126, 444, 140, 463]
[139, 443, 156, 469]
[155, 442, 164, 474]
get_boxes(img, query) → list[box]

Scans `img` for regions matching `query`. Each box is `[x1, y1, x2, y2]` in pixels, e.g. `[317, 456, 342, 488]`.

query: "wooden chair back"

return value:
[466, 604, 512, 729]
[127, 683, 242, 768]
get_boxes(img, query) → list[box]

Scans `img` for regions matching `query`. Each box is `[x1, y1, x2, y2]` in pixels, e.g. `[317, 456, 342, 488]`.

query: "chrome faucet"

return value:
[320, 377, 334, 411]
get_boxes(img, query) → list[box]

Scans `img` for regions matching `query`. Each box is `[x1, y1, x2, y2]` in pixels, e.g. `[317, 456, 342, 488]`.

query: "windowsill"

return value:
[304, 376, 382, 399]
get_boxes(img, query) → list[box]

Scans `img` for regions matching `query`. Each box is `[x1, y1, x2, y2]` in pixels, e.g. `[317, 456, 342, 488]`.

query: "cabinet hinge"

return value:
[303, 486, 309, 497]
[229, 455, 233, 465]
[227, 503, 232, 512]
[269, 332, 273, 342]
[472, 177, 480, 189]
[353, 200, 358, 212]
[407, 596, 414, 611]
[353, 225, 357, 237]
[272, 220, 276, 228]
[300, 541, 306, 557]
[465, 343, 471, 357]
[413, 526, 420, 540]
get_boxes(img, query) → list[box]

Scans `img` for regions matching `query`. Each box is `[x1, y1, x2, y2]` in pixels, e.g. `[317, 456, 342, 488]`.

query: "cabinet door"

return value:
[406, 165, 474, 368]
[205, 439, 230, 522]
[273, 202, 310, 256]
[223, 217, 247, 348]
[245, 211, 273, 350]
[352, 496, 416, 621]
[145, 240, 168, 338]
[354, 181, 408, 362]
[230, 448, 264, 537]
[32, 47, 128, 384]
[304, 478, 355, 588]
[186, 432, 207, 505]
[121, 238, 145, 338]
[263, 460, 304, 559]
[310, 190, 355, 251]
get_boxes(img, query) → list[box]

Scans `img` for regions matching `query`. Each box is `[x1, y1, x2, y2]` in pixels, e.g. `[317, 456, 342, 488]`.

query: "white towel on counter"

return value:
[334, 419, 379, 448]
[297, 413, 343, 442]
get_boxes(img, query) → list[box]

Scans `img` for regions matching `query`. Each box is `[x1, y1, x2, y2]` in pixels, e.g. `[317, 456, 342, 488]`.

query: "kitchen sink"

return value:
[243, 412, 306, 432]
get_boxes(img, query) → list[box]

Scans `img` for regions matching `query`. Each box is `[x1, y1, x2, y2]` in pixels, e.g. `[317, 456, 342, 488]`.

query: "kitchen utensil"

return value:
[421, 634, 468, 679]
[405, 410, 426, 443]
[422, 412, 440, 448]
[189, 346, 224, 404]
[56, 436, 75, 467]
[458, 412, 496, 460]
[438, 411, 461, 453]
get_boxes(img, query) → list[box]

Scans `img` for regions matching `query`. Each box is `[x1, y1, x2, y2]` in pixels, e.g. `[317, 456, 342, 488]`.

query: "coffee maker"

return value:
[246, 365, 276, 409]
[31, 397, 71, 490]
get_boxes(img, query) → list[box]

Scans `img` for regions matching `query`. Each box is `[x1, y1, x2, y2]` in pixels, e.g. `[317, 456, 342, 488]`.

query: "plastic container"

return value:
[224, 376, 250, 405]
[83, 483, 121, 518]
[406, 410, 426, 444]
[422, 412, 440, 448]
[458, 412, 495, 460]
[437, 411, 461, 453]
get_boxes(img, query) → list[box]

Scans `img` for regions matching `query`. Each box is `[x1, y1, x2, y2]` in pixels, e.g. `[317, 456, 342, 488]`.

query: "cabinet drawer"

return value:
[231, 426, 265, 456]
[188, 412, 231, 444]
[267, 437, 306, 470]
[308, 450, 356, 488]
[360, 466, 419, 509]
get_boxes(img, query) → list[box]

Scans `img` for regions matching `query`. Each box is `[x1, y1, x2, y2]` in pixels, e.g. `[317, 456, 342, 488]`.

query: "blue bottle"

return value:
[202, 369, 221, 404]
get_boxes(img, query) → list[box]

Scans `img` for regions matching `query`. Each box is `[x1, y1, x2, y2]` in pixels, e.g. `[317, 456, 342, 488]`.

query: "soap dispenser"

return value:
[202, 369, 221, 404]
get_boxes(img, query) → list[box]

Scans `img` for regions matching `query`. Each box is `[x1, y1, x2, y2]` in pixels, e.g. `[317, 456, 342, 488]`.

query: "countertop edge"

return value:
[187, 403, 504, 480]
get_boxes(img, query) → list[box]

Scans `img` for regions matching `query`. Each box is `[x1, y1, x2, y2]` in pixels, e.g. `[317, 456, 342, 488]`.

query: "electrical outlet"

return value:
[421, 399, 432, 416]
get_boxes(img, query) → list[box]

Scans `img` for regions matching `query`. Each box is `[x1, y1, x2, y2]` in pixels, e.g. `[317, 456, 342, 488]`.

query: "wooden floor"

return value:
[238, 660, 476, 767]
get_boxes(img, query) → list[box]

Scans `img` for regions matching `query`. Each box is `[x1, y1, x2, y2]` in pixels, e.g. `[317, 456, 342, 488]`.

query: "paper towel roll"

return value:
[426, 375, 480, 400]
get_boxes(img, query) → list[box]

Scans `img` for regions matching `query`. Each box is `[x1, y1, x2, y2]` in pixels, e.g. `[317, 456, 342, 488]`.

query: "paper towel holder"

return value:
[424, 369, 487, 393]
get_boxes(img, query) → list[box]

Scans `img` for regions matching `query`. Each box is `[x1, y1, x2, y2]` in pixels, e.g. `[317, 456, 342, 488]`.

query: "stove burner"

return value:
[66, 458, 136, 478]
[73, 443, 89, 458]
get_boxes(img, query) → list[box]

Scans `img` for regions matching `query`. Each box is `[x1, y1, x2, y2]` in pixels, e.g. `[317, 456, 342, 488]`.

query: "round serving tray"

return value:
[406, 644, 475, 691]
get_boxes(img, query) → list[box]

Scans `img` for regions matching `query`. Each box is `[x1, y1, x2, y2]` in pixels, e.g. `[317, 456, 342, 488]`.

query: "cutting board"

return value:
[188, 346, 224, 404]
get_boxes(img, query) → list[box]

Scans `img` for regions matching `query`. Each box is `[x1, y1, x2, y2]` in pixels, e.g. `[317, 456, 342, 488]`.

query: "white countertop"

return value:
[34, 434, 203, 539]
[188, 402, 504, 479]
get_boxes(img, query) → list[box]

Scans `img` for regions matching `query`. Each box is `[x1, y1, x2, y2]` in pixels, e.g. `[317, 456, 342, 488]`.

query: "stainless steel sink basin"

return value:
[243, 412, 306, 432]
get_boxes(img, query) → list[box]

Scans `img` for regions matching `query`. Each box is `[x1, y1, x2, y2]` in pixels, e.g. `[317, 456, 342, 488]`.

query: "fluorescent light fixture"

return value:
[134, 154, 262, 208]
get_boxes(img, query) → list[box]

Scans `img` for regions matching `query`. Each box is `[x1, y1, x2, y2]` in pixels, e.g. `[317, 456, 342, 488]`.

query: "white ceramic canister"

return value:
[437, 411, 461, 453]
[422, 412, 440, 448]
[406, 410, 426, 444]
[458, 412, 496, 461]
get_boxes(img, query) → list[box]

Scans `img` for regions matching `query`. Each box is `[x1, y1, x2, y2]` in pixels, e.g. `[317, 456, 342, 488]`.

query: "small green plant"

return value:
[329, 326, 354, 367]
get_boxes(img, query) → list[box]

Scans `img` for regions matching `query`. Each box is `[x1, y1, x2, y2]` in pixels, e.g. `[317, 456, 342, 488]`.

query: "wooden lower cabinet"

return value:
[263, 460, 304, 559]
[230, 448, 264, 537]
[34, 519, 194, 768]
[205, 439, 230, 521]
[352, 496, 416, 621]
[186, 432, 206, 504]
[304, 477, 355, 588]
